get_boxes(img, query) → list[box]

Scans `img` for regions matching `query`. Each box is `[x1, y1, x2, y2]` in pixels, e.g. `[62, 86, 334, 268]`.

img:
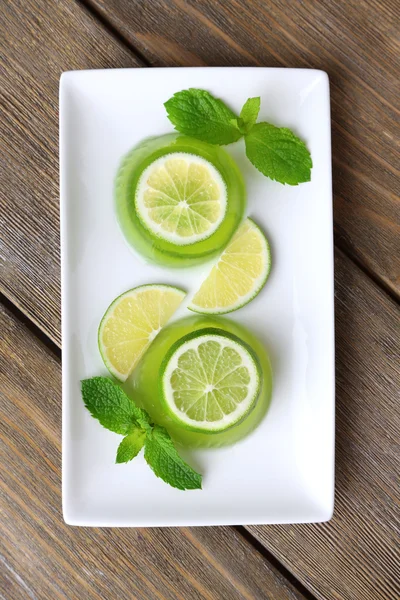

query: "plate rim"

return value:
[60, 66, 334, 527]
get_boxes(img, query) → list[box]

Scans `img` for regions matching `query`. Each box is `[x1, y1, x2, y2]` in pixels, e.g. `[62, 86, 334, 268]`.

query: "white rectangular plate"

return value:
[60, 67, 334, 526]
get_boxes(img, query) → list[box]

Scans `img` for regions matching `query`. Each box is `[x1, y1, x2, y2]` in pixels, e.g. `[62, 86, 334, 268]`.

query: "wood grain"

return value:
[0, 0, 141, 345]
[246, 248, 400, 600]
[0, 302, 307, 600]
[1, 1, 399, 599]
[89, 0, 400, 298]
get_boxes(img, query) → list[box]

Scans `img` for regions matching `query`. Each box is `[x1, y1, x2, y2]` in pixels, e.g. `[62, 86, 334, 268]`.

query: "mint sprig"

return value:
[164, 89, 312, 186]
[81, 377, 202, 490]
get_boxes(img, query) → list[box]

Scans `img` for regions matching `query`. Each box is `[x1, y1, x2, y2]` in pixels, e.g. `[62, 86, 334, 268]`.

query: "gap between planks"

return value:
[77, 0, 151, 66]
[0, 293, 61, 360]
[233, 527, 317, 600]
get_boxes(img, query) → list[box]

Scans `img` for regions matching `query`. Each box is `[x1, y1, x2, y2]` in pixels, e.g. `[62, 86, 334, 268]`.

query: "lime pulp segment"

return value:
[161, 329, 261, 433]
[135, 153, 227, 246]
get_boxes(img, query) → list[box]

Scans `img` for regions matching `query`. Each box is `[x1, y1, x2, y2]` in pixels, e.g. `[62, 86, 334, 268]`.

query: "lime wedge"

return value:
[135, 152, 227, 245]
[188, 218, 271, 314]
[160, 328, 261, 433]
[98, 284, 185, 381]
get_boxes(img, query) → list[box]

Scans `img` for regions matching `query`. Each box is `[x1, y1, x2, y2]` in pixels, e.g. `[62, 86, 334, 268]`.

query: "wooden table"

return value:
[1, 1, 399, 598]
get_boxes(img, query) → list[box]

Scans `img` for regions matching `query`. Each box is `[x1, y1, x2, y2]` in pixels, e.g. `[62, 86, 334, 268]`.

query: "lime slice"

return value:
[160, 328, 261, 433]
[99, 284, 185, 381]
[188, 218, 271, 314]
[135, 152, 227, 245]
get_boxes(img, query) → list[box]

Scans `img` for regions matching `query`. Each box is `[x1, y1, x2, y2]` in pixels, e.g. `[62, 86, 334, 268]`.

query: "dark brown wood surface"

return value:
[1, 0, 400, 599]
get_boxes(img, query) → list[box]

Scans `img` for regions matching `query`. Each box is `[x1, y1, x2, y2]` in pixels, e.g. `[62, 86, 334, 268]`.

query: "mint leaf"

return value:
[245, 122, 312, 185]
[144, 425, 202, 490]
[116, 427, 146, 463]
[163, 90, 312, 186]
[81, 377, 151, 435]
[82, 378, 202, 490]
[164, 88, 242, 145]
[239, 97, 260, 133]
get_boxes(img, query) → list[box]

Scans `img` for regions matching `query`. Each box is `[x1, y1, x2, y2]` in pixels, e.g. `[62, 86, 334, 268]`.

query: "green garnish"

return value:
[81, 377, 202, 490]
[144, 425, 202, 490]
[116, 428, 146, 464]
[238, 96, 261, 134]
[164, 88, 312, 185]
[245, 122, 313, 185]
[81, 377, 150, 434]
[164, 88, 242, 145]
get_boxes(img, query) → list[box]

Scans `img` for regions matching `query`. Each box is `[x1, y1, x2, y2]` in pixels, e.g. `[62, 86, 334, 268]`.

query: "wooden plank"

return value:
[0, 0, 142, 345]
[245, 248, 400, 600]
[0, 302, 308, 600]
[90, 0, 400, 298]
